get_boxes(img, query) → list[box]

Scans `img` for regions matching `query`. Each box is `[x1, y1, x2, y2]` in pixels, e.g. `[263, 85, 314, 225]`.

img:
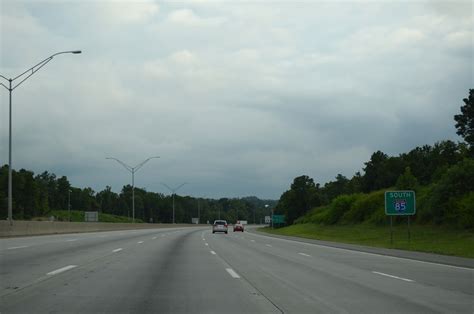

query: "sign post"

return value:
[385, 191, 416, 245]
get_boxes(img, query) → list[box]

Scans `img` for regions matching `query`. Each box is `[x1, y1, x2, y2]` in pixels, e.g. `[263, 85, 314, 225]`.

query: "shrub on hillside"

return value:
[342, 190, 384, 223]
[425, 159, 474, 226]
[455, 192, 474, 228]
[325, 194, 361, 224]
[295, 205, 330, 224]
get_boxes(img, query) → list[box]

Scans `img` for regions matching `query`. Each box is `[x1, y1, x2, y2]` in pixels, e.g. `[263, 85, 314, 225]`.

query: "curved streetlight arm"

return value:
[106, 157, 133, 173]
[161, 182, 188, 194]
[0, 50, 82, 91]
[161, 183, 174, 193]
[11, 57, 54, 91]
[134, 156, 160, 173]
[175, 182, 188, 192]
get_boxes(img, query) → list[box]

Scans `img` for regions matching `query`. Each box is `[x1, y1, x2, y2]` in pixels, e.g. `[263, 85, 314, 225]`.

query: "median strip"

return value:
[47, 265, 77, 276]
[372, 271, 414, 282]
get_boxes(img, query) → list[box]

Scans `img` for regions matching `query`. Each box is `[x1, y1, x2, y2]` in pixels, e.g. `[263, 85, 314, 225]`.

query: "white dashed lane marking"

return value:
[7, 246, 29, 250]
[298, 253, 311, 257]
[226, 268, 240, 279]
[47, 265, 77, 276]
[372, 271, 414, 282]
[112, 248, 123, 253]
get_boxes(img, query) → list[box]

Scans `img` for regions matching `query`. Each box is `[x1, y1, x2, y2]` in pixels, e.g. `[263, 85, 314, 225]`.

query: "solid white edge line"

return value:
[298, 252, 311, 257]
[113, 248, 123, 253]
[247, 231, 473, 271]
[210, 250, 216, 255]
[372, 271, 414, 282]
[226, 268, 240, 278]
[47, 265, 77, 276]
[7, 246, 29, 250]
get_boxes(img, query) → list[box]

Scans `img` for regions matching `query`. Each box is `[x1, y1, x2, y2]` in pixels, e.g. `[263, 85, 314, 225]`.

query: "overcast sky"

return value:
[0, 0, 472, 199]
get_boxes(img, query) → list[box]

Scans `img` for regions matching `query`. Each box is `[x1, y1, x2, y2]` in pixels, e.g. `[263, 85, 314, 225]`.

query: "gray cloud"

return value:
[1, 0, 471, 199]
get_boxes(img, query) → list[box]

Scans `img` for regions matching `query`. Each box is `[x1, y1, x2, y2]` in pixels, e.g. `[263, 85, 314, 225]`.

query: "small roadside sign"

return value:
[84, 211, 99, 222]
[385, 191, 416, 215]
[272, 215, 285, 224]
[264, 216, 271, 224]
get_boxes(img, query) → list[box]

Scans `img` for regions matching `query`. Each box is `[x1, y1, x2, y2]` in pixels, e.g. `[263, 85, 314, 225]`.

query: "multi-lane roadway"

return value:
[1, 226, 473, 313]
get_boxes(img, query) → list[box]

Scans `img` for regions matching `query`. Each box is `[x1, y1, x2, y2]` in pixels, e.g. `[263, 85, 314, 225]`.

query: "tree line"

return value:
[276, 89, 474, 226]
[0, 167, 276, 224]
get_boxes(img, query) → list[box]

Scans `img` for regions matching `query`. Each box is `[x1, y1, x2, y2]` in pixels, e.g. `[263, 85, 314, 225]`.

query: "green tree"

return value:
[454, 89, 474, 149]
[395, 167, 419, 190]
[277, 175, 321, 224]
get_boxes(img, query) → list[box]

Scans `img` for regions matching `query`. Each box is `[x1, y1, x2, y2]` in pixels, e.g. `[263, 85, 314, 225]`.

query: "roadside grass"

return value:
[260, 223, 474, 258]
[33, 210, 143, 223]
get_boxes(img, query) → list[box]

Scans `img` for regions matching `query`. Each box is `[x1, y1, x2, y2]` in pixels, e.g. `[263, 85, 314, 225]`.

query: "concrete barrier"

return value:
[0, 220, 206, 237]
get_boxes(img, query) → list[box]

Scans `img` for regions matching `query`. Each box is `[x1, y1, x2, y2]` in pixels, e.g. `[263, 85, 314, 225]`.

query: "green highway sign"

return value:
[272, 215, 285, 224]
[385, 191, 416, 216]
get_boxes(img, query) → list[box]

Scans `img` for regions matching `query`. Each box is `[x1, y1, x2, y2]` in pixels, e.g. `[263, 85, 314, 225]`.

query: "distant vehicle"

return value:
[233, 223, 244, 232]
[212, 220, 228, 234]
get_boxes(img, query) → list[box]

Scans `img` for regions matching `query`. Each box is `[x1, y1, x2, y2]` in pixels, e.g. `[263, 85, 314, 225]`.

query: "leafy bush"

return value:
[424, 159, 474, 225]
[341, 190, 384, 224]
[325, 194, 360, 224]
[454, 192, 474, 228]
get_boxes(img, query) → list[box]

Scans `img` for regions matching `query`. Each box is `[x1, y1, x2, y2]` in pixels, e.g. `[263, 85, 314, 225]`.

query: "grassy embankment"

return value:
[261, 223, 474, 258]
[33, 210, 143, 223]
[262, 175, 474, 258]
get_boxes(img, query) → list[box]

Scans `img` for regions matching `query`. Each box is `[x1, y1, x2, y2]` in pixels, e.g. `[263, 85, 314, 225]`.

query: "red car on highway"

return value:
[233, 223, 244, 232]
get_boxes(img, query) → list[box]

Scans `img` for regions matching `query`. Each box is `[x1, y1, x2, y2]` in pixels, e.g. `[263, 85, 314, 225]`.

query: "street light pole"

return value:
[197, 199, 200, 224]
[161, 183, 187, 224]
[0, 50, 82, 225]
[68, 189, 71, 222]
[106, 156, 159, 223]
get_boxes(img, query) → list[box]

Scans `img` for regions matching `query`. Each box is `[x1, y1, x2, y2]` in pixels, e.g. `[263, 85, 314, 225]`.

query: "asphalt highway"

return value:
[0, 226, 472, 313]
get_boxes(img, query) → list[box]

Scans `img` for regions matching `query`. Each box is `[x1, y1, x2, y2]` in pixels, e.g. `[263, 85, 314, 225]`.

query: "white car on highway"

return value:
[212, 220, 228, 234]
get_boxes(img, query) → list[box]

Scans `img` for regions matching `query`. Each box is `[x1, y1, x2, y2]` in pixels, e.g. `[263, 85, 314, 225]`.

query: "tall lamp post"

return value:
[68, 189, 72, 222]
[106, 156, 159, 223]
[0, 50, 82, 225]
[161, 183, 187, 224]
